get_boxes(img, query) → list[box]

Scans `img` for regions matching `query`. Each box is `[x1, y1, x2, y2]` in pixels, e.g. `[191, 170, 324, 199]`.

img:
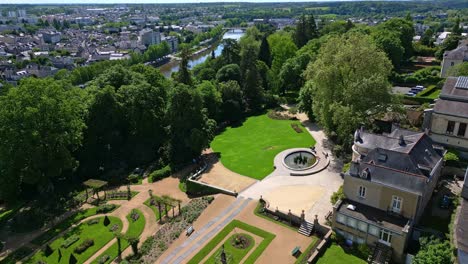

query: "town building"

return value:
[332, 127, 444, 263]
[139, 28, 161, 47]
[441, 40, 468, 77]
[454, 168, 468, 264]
[162, 35, 178, 53]
[41, 31, 61, 44]
[423, 76, 468, 152]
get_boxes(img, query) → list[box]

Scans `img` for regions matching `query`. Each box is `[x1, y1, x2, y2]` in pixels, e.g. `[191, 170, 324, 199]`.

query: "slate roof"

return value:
[443, 40, 468, 61]
[434, 76, 468, 118]
[351, 128, 443, 194]
[338, 199, 410, 233]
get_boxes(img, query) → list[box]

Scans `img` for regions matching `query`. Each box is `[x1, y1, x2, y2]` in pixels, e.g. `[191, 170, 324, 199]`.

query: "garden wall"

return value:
[263, 206, 303, 226]
[307, 229, 332, 264]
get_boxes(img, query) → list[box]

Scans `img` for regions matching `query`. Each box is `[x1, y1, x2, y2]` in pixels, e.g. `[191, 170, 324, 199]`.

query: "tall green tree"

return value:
[177, 46, 192, 85]
[268, 32, 298, 75]
[0, 78, 87, 201]
[258, 36, 272, 67]
[305, 15, 319, 40]
[218, 81, 245, 122]
[372, 29, 404, 69]
[413, 237, 452, 264]
[221, 39, 241, 65]
[278, 53, 311, 93]
[378, 18, 415, 60]
[294, 15, 308, 48]
[196, 81, 222, 121]
[302, 32, 393, 146]
[167, 85, 215, 166]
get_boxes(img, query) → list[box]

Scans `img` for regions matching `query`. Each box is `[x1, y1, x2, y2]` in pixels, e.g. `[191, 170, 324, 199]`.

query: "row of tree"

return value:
[0, 64, 215, 202]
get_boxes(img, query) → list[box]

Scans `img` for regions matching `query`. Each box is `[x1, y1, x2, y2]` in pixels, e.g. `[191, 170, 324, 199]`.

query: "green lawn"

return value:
[31, 205, 119, 246]
[416, 85, 440, 99]
[205, 233, 255, 264]
[316, 243, 366, 264]
[27, 216, 123, 264]
[188, 220, 275, 264]
[92, 209, 146, 264]
[211, 114, 316, 179]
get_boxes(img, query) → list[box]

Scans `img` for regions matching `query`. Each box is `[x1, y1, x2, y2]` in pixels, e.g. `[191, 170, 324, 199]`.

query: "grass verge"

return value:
[187, 220, 275, 264]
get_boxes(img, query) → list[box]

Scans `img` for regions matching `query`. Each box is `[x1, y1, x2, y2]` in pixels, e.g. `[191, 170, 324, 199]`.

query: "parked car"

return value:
[406, 92, 416, 97]
[415, 85, 425, 90]
[440, 194, 451, 209]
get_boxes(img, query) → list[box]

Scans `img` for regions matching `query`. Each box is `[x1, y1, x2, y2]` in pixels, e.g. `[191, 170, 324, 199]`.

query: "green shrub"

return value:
[69, 253, 77, 264]
[44, 244, 53, 257]
[103, 215, 110, 226]
[444, 150, 460, 162]
[356, 243, 371, 259]
[73, 239, 94, 254]
[330, 185, 345, 205]
[150, 165, 172, 182]
[202, 196, 214, 204]
[87, 219, 99, 225]
[61, 235, 80, 248]
[341, 162, 351, 173]
[96, 204, 116, 214]
[127, 174, 139, 184]
[98, 255, 110, 264]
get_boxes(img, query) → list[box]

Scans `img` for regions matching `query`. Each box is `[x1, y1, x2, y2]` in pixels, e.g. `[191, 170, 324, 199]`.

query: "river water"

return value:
[159, 30, 245, 78]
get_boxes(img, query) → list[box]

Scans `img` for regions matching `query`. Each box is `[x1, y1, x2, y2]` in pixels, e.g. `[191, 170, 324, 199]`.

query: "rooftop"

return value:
[434, 76, 468, 118]
[337, 199, 410, 233]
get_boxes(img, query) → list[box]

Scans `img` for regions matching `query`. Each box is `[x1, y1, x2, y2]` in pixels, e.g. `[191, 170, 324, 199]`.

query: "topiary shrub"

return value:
[96, 204, 116, 214]
[69, 253, 77, 264]
[44, 244, 53, 257]
[61, 235, 80, 248]
[150, 165, 172, 182]
[127, 174, 139, 184]
[74, 239, 94, 254]
[98, 255, 110, 264]
[103, 215, 111, 226]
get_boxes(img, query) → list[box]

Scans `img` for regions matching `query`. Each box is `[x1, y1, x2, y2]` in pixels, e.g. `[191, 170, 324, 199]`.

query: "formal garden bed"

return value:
[31, 204, 119, 246]
[26, 216, 122, 264]
[211, 114, 315, 180]
[187, 220, 275, 264]
[254, 202, 299, 231]
[127, 196, 214, 263]
[204, 233, 255, 263]
[92, 209, 146, 264]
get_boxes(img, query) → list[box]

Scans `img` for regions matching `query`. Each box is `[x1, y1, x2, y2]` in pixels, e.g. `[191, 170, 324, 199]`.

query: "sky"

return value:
[2, 0, 386, 4]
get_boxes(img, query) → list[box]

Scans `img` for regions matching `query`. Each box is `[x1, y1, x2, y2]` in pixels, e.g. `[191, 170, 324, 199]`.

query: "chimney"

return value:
[399, 135, 406, 146]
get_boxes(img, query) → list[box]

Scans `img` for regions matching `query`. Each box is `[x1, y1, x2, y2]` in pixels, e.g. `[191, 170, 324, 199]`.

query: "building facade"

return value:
[440, 40, 468, 77]
[423, 76, 468, 151]
[140, 29, 161, 47]
[333, 128, 444, 263]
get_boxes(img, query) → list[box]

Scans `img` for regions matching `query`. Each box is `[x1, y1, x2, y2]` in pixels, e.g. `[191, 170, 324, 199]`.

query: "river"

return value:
[159, 30, 245, 78]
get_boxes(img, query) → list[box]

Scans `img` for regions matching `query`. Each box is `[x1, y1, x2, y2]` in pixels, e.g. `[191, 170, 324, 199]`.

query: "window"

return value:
[356, 237, 365, 244]
[458, 123, 467, 137]
[446, 121, 455, 134]
[358, 221, 368, 232]
[451, 62, 455, 66]
[336, 213, 346, 224]
[369, 225, 380, 237]
[347, 217, 357, 228]
[358, 186, 366, 198]
[379, 229, 392, 245]
[391, 196, 403, 213]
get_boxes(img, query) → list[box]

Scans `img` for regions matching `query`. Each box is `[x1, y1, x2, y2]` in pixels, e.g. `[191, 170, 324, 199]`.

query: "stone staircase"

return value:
[298, 220, 314, 236]
[368, 242, 392, 264]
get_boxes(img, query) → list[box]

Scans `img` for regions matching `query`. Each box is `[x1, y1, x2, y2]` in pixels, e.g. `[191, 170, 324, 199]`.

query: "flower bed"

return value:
[128, 197, 213, 263]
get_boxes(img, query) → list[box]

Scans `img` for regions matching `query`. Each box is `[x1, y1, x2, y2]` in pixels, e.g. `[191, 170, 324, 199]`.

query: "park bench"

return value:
[186, 226, 194, 236]
[291, 246, 301, 256]
[324, 211, 332, 220]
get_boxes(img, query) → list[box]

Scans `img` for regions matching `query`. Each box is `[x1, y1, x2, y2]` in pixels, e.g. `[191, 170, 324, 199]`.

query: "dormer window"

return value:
[361, 168, 369, 179]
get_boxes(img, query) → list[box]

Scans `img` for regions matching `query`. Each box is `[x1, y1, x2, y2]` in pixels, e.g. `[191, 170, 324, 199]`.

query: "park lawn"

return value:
[27, 216, 122, 264]
[92, 209, 146, 264]
[205, 233, 255, 264]
[211, 114, 316, 179]
[31, 205, 119, 246]
[188, 220, 275, 264]
[315, 243, 366, 264]
[143, 197, 167, 221]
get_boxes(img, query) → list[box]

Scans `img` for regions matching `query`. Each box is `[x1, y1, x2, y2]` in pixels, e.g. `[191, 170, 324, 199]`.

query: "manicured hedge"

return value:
[187, 220, 275, 264]
[149, 165, 171, 182]
[185, 180, 220, 196]
[61, 235, 80, 248]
